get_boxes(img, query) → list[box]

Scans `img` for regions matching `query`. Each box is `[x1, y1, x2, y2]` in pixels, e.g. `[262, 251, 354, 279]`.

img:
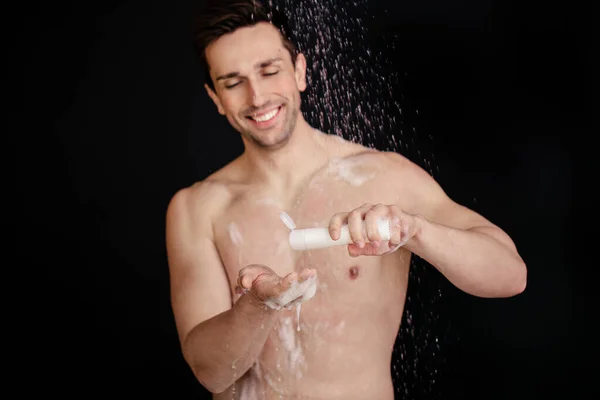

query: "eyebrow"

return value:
[215, 57, 283, 81]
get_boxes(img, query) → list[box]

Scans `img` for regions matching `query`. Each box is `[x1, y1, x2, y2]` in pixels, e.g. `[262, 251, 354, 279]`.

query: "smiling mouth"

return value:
[246, 106, 283, 124]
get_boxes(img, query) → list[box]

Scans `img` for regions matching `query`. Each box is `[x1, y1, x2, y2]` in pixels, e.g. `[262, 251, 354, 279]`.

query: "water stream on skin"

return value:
[247, 0, 448, 398]
[295, 303, 301, 332]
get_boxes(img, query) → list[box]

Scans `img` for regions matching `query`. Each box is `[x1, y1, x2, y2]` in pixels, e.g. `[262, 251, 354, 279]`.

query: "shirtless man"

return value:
[166, 1, 527, 398]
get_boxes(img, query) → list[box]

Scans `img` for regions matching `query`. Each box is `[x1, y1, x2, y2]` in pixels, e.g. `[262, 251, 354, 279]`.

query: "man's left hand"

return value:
[328, 203, 419, 257]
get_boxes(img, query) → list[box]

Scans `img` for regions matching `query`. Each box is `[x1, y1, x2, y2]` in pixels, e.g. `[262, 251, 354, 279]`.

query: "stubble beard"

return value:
[242, 103, 299, 149]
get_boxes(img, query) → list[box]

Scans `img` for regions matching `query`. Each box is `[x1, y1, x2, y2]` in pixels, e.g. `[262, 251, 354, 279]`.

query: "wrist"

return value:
[404, 213, 427, 252]
[234, 292, 278, 321]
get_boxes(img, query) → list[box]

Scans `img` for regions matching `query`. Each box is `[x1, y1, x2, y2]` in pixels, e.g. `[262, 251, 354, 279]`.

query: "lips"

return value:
[246, 106, 283, 128]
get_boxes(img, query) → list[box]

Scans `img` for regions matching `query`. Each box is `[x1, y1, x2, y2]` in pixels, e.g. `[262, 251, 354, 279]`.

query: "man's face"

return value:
[205, 22, 307, 149]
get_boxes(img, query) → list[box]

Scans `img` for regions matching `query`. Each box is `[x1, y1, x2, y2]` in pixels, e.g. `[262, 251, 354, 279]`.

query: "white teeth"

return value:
[253, 108, 278, 122]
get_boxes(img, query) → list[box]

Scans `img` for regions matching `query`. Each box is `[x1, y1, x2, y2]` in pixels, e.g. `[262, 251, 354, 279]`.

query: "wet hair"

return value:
[193, 0, 299, 90]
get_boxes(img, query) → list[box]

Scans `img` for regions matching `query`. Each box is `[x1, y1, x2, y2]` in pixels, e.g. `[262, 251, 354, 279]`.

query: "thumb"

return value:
[348, 243, 380, 257]
[238, 264, 270, 289]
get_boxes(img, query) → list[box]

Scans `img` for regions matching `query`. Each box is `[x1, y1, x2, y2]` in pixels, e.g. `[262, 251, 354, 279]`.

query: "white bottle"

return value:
[280, 212, 391, 251]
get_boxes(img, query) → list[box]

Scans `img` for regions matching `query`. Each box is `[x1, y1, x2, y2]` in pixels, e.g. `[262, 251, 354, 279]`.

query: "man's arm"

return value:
[166, 183, 278, 393]
[395, 154, 527, 298]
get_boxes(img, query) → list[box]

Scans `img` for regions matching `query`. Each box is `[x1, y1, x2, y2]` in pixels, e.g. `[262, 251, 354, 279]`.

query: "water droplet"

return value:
[266, 0, 442, 395]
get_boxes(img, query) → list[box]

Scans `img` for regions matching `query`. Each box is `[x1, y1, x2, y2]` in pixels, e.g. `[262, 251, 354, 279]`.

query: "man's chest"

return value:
[213, 171, 407, 295]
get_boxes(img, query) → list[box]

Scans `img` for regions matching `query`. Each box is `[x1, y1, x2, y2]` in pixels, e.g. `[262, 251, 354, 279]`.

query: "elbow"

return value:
[191, 366, 231, 394]
[506, 258, 527, 296]
[477, 259, 527, 298]
[515, 260, 528, 294]
[183, 345, 232, 394]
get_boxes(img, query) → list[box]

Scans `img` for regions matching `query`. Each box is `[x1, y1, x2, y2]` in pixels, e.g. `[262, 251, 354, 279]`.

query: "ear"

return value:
[294, 53, 307, 92]
[204, 84, 226, 115]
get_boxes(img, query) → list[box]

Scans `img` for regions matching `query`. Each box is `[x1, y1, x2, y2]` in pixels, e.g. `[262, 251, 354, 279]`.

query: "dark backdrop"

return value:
[14, 0, 592, 398]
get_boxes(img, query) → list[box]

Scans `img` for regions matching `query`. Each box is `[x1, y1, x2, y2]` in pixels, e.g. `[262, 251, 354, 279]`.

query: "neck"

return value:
[239, 117, 331, 191]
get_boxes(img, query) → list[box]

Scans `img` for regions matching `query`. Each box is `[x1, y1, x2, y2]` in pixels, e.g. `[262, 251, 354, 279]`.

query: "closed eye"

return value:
[225, 82, 241, 89]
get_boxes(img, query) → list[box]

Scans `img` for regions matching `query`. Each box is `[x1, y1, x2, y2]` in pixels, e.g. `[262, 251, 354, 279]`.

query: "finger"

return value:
[329, 212, 348, 241]
[234, 286, 246, 296]
[251, 274, 279, 300]
[280, 272, 298, 289]
[271, 272, 298, 298]
[388, 215, 403, 246]
[362, 243, 382, 256]
[237, 264, 272, 289]
[365, 203, 388, 244]
[348, 203, 372, 247]
[238, 267, 258, 289]
[347, 243, 361, 257]
[348, 242, 379, 257]
[383, 243, 403, 255]
[396, 218, 416, 247]
[298, 268, 316, 281]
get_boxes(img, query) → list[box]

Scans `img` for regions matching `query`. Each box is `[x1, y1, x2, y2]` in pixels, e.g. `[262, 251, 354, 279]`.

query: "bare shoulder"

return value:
[321, 134, 383, 163]
[166, 177, 234, 241]
[321, 136, 437, 189]
[166, 156, 247, 226]
[334, 143, 434, 182]
[383, 151, 448, 203]
[374, 151, 490, 229]
[380, 151, 438, 186]
[169, 178, 230, 213]
[346, 149, 450, 214]
[320, 134, 437, 185]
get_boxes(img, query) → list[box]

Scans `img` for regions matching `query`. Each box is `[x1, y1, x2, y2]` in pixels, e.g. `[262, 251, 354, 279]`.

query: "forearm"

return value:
[406, 216, 527, 298]
[182, 294, 277, 393]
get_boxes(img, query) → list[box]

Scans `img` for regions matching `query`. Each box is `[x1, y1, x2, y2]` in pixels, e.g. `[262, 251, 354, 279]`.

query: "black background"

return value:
[14, 0, 592, 398]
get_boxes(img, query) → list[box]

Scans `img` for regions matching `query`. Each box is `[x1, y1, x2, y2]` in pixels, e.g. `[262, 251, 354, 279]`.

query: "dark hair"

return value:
[193, 0, 298, 90]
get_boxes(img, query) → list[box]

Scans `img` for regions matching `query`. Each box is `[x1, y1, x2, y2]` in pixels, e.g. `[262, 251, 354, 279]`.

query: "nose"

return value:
[247, 79, 266, 107]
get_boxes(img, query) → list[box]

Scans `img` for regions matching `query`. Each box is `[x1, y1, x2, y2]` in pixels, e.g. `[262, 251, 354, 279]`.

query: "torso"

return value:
[208, 135, 413, 399]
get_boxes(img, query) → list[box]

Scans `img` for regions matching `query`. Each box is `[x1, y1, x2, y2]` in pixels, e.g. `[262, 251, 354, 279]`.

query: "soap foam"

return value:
[262, 275, 318, 311]
[256, 197, 283, 207]
[384, 216, 408, 254]
[227, 222, 243, 246]
[236, 362, 265, 400]
[328, 157, 376, 186]
[278, 317, 305, 380]
[295, 303, 302, 331]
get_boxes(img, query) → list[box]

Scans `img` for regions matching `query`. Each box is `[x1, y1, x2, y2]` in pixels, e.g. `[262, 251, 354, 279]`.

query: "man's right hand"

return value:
[237, 264, 317, 308]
